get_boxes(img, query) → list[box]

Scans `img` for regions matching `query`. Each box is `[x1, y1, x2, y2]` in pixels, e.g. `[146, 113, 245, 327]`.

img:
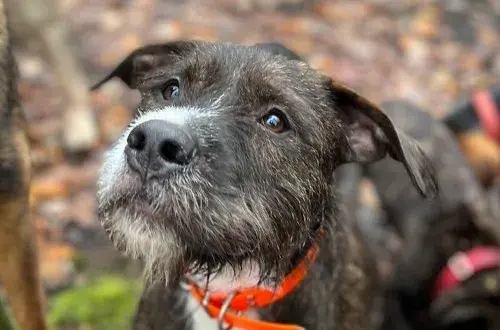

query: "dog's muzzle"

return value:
[124, 119, 197, 178]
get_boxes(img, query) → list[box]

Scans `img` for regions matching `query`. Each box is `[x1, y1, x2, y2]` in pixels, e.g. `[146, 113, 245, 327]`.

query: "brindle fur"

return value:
[0, 2, 46, 330]
[93, 41, 438, 330]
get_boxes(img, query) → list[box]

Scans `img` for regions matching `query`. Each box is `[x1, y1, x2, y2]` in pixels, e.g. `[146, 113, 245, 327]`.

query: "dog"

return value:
[91, 40, 438, 330]
[363, 100, 500, 330]
[0, 2, 47, 330]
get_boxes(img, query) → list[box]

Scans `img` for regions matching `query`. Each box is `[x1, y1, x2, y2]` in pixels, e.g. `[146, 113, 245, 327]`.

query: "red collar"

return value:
[189, 241, 320, 330]
[432, 246, 500, 300]
[472, 89, 500, 142]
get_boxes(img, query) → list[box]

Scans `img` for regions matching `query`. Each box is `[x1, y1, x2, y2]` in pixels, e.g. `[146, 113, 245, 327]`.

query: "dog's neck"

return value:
[188, 260, 273, 293]
[187, 225, 325, 293]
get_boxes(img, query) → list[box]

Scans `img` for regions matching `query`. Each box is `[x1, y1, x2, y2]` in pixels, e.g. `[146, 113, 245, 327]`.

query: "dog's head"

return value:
[93, 41, 437, 286]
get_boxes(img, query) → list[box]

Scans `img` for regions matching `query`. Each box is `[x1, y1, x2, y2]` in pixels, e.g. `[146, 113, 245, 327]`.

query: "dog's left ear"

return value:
[90, 41, 199, 90]
[331, 81, 438, 198]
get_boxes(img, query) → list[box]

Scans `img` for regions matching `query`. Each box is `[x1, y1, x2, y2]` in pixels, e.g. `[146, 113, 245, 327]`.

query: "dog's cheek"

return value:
[258, 137, 323, 197]
[261, 145, 329, 248]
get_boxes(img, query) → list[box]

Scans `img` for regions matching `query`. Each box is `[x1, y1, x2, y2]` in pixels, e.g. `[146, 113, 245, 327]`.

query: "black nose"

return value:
[125, 120, 196, 177]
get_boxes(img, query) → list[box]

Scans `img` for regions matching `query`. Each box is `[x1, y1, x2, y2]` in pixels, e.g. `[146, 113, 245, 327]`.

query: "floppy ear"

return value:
[90, 41, 199, 90]
[331, 81, 438, 198]
[253, 42, 304, 61]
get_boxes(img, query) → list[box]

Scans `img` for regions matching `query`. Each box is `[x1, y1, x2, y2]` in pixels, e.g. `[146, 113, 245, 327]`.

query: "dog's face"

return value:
[94, 41, 437, 286]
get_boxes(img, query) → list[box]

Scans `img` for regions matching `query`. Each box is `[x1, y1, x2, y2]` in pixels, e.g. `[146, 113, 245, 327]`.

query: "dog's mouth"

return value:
[98, 158, 199, 215]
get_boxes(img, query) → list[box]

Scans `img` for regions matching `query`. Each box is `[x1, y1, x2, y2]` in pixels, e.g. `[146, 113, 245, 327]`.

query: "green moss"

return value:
[0, 297, 17, 330]
[48, 275, 142, 330]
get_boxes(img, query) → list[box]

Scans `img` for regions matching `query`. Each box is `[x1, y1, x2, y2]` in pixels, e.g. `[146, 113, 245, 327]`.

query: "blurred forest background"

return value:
[2, 0, 500, 329]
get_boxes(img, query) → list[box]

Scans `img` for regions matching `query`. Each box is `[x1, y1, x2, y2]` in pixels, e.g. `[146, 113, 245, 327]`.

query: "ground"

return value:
[8, 0, 500, 328]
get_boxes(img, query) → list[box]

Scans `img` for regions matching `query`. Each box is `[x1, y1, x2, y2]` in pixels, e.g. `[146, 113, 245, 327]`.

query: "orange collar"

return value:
[189, 241, 320, 330]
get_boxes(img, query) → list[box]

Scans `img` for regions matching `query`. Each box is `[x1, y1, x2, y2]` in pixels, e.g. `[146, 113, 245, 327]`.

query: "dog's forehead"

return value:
[180, 43, 322, 93]
[190, 43, 300, 71]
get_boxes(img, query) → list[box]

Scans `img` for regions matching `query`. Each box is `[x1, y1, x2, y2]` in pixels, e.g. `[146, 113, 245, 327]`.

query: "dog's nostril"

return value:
[159, 140, 191, 165]
[127, 129, 146, 151]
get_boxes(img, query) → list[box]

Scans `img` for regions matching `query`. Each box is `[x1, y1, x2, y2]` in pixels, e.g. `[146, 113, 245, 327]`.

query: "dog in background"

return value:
[364, 100, 500, 330]
[0, 1, 47, 330]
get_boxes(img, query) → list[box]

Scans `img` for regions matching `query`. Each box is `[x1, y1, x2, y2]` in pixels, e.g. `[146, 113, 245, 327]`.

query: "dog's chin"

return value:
[97, 184, 253, 288]
[98, 202, 187, 285]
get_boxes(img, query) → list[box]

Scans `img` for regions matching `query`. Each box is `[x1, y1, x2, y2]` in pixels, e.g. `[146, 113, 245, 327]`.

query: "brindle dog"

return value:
[92, 41, 437, 330]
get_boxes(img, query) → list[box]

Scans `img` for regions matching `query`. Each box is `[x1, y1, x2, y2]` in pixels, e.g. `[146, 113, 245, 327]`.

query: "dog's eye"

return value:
[162, 79, 180, 102]
[261, 109, 289, 133]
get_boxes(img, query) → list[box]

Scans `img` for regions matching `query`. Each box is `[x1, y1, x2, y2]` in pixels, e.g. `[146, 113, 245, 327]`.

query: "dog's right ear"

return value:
[330, 81, 439, 198]
[90, 41, 198, 90]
